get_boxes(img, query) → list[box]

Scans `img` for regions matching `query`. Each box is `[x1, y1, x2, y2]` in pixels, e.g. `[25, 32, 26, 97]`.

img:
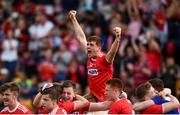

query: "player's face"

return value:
[146, 86, 158, 99]
[2, 89, 17, 107]
[41, 94, 54, 111]
[105, 85, 115, 101]
[62, 87, 75, 101]
[87, 41, 101, 58]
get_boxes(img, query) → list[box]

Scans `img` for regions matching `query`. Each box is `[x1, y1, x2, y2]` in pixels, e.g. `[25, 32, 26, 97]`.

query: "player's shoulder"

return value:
[0, 107, 8, 113]
[17, 104, 30, 113]
[119, 98, 132, 105]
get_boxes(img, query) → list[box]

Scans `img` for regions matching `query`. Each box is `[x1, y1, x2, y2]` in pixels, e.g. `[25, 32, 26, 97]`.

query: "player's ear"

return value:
[13, 91, 18, 98]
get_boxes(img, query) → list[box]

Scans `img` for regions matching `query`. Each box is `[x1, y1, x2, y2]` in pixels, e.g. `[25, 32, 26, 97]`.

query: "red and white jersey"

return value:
[108, 98, 133, 114]
[0, 102, 32, 114]
[87, 54, 113, 102]
[48, 107, 67, 115]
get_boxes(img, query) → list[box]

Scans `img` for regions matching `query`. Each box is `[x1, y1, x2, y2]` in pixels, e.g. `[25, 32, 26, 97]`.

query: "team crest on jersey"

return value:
[88, 69, 98, 76]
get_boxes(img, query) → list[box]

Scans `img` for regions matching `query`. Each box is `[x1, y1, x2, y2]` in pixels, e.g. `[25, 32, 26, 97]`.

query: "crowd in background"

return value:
[0, 0, 179, 111]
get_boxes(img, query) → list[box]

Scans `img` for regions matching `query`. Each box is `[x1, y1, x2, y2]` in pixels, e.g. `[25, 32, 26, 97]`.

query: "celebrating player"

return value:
[69, 10, 122, 102]
[0, 82, 32, 114]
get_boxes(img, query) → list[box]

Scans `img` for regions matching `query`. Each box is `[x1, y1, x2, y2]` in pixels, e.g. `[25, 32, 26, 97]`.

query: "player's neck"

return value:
[95, 51, 103, 57]
[113, 97, 120, 102]
[49, 105, 59, 114]
[9, 100, 18, 111]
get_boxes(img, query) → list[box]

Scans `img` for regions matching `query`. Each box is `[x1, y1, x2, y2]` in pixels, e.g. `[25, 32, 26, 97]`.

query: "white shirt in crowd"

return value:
[1, 39, 19, 62]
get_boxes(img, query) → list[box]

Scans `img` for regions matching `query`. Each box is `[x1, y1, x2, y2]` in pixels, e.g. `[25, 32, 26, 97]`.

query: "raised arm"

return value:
[69, 10, 87, 53]
[73, 94, 89, 110]
[106, 27, 121, 63]
[33, 83, 53, 107]
[33, 92, 42, 108]
[88, 101, 113, 111]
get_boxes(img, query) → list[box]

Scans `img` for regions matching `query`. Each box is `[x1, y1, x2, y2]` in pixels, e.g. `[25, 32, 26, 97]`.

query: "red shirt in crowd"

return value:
[87, 54, 113, 102]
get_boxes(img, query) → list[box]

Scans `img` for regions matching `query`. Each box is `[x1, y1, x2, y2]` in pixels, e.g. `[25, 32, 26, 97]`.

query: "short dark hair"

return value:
[53, 82, 63, 94]
[62, 80, 76, 90]
[87, 36, 103, 48]
[0, 82, 20, 94]
[41, 87, 59, 102]
[148, 78, 164, 92]
[135, 82, 152, 100]
[106, 78, 123, 92]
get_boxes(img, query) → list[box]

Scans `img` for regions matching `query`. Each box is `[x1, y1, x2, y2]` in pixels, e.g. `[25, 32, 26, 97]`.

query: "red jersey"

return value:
[108, 98, 133, 114]
[87, 54, 113, 102]
[37, 107, 48, 114]
[0, 102, 32, 114]
[58, 101, 74, 114]
[58, 101, 90, 114]
[140, 105, 162, 114]
[48, 107, 67, 114]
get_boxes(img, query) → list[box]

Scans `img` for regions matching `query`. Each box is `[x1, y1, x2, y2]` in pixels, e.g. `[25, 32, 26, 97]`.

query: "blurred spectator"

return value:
[28, 13, 54, 51]
[155, 4, 168, 46]
[127, 0, 142, 40]
[129, 52, 152, 87]
[66, 58, 87, 93]
[14, 17, 30, 51]
[160, 56, 179, 95]
[52, 43, 73, 81]
[0, 68, 8, 84]
[38, 49, 59, 81]
[1, 29, 19, 81]
[13, 69, 32, 99]
[146, 39, 162, 76]
[48, 28, 63, 49]
[31, 13, 54, 39]
[18, 51, 37, 78]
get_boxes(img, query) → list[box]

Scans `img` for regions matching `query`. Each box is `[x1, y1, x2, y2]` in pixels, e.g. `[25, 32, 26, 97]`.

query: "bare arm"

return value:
[33, 83, 53, 107]
[162, 94, 180, 113]
[106, 27, 121, 63]
[73, 94, 89, 110]
[133, 100, 154, 112]
[33, 92, 42, 108]
[69, 10, 87, 53]
[88, 101, 113, 111]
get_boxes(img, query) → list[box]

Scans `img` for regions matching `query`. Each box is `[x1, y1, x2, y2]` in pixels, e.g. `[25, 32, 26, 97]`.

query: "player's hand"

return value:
[113, 27, 121, 40]
[41, 83, 53, 93]
[69, 10, 77, 20]
[163, 88, 171, 96]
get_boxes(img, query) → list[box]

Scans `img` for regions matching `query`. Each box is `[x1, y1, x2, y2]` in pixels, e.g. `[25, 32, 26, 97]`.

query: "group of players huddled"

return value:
[0, 10, 179, 114]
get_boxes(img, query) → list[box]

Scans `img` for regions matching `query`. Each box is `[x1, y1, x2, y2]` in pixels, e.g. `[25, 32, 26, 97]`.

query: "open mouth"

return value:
[3, 98, 8, 103]
[88, 50, 91, 54]
[42, 105, 46, 109]
[87, 49, 92, 54]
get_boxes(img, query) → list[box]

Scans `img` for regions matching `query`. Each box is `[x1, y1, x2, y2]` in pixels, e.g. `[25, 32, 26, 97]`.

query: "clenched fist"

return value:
[69, 10, 77, 19]
[113, 27, 121, 40]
